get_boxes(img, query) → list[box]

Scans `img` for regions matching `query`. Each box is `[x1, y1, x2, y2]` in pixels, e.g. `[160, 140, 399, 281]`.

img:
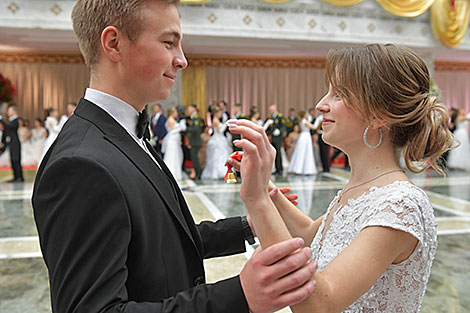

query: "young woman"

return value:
[285, 123, 301, 161]
[287, 110, 318, 175]
[42, 108, 61, 160]
[229, 44, 453, 312]
[30, 118, 47, 165]
[447, 108, 470, 171]
[202, 106, 232, 180]
[162, 107, 184, 180]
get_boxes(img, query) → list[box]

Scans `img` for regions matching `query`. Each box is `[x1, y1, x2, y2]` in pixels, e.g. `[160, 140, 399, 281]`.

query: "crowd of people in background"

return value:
[148, 102, 470, 181]
[147, 102, 346, 181]
[0, 100, 468, 183]
[0, 102, 76, 182]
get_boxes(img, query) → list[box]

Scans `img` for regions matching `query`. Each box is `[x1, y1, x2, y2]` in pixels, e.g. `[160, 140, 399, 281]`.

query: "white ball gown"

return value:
[287, 119, 317, 175]
[447, 119, 470, 171]
[18, 127, 35, 167]
[162, 120, 184, 181]
[201, 122, 232, 180]
[30, 127, 47, 165]
[42, 116, 61, 160]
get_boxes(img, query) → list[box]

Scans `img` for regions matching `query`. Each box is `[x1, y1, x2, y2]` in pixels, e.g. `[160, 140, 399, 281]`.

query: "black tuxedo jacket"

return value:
[0, 117, 21, 161]
[33, 98, 249, 313]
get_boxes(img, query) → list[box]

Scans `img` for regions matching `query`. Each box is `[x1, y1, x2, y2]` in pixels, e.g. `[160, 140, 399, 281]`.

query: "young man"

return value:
[150, 103, 167, 155]
[0, 105, 24, 182]
[265, 104, 286, 175]
[58, 102, 77, 130]
[32, 1, 316, 313]
[231, 103, 247, 152]
[186, 104, 203, 180]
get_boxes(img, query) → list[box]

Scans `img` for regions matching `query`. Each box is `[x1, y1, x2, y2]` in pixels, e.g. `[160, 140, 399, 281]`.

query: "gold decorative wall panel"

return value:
[188, 55, 326, 68]
[376, 0, 435, 17]
[0, 52, 84, 64]
[181, 0, 212, 4]
[260, 0, 292, 3]
[322, 0, 364, 6]
[431, 0, 470, 48]
[435, 60, 470, 71]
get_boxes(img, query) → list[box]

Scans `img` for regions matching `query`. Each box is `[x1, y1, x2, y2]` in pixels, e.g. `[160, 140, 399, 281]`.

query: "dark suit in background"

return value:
[0, 116, 23, 181]
[266, 113, 286, 174]
[151, 112, 167, 155]
[33, 99, 249, 313]
[187, 113, 204, 180]
[231, 112, 247, 152]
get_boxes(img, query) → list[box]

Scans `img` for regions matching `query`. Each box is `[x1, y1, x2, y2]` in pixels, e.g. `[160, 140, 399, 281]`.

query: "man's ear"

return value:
[101, 26, 122, 63]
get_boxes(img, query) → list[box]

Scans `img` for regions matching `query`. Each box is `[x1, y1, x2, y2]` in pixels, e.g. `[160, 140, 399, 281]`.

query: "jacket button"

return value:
[194, 276, 205, 286]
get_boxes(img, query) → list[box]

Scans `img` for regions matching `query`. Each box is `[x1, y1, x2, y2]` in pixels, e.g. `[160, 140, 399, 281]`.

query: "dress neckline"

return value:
[317, 180, 415, 251]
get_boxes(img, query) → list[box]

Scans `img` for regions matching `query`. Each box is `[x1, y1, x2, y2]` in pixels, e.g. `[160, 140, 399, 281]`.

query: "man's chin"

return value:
[149, 90, 171, 103]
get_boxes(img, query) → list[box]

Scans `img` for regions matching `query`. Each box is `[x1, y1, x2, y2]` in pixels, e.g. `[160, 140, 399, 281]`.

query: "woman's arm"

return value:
[229, 155, 321, 246]
[167, 118, 176, 130]
[268, 183, 323, 246]
[229, 119, 419, 313]
[305, 120, 315, 130]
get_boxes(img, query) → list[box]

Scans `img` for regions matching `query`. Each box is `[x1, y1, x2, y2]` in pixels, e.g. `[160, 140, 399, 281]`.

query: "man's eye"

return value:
[164, 41, 174, 47]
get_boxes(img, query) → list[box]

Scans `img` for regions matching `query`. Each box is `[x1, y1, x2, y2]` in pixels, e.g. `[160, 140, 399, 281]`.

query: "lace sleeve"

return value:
[360, 185, 429, 245]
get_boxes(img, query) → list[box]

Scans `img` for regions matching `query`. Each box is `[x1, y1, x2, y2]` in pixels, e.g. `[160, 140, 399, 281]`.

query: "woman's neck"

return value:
[346, 143, 402, 185]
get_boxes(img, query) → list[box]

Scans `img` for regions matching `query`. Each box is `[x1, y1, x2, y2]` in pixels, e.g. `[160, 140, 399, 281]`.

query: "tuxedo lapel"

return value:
[145, 141, 204, 255]
[74, 99, 200, 256]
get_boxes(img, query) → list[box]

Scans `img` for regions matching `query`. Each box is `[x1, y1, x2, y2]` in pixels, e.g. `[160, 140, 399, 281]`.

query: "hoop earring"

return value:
[363, 125, 383, 149]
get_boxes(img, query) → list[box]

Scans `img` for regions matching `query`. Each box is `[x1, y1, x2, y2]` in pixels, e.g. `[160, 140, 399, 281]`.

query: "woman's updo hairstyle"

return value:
[325, 44, 454, 174]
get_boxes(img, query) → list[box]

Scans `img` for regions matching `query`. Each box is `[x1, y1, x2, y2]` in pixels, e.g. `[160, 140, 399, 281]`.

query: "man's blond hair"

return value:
[71, 0, 179, 71]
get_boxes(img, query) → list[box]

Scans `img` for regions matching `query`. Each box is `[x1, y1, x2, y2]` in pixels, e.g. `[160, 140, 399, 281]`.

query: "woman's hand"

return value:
[228, 119, 275, 205]
[270, 187, 298, 206]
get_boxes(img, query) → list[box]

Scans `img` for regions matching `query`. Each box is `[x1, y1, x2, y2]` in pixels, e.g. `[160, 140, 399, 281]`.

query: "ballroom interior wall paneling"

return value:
[182, 65, 207, 117]
[0, 61, 89, 124]
[205, 66, 327, 119]
[434, 70, 470, 113]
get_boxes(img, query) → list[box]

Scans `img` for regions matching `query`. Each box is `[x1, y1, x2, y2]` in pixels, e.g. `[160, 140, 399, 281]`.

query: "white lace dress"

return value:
[310, 181, 437, 312]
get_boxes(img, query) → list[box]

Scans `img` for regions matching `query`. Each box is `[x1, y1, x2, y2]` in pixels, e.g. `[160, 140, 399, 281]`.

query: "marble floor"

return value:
[0, 167, 469, 312]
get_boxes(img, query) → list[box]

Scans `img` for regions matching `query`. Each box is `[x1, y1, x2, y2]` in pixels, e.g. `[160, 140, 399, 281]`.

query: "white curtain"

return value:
[0, 62, 89, 123]
[434, 70, 470, 113]
[206, 66, 327, 118]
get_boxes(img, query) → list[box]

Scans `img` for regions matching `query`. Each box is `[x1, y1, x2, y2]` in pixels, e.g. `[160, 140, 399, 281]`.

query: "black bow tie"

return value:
[136, 111, 150, 140]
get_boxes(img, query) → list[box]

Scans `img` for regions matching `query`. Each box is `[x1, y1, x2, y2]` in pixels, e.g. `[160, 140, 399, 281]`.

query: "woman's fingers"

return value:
[227, 152, 243, 171]
[229, 119, 274, 156]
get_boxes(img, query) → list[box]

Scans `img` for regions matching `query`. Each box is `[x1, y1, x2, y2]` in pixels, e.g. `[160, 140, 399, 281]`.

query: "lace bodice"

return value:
[310, 181, 437, 312]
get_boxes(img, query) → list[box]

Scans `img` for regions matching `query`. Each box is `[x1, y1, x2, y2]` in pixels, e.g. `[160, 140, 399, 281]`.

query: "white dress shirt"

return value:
[84, 88, 161, 169]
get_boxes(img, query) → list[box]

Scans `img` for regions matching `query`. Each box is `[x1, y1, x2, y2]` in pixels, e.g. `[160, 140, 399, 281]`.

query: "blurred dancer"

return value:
[0, 105, 24, 182]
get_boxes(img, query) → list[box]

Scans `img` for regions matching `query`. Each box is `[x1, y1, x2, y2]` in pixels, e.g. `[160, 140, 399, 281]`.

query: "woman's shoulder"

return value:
[360, 181, 435, 243]
[366, 181, 432, 215]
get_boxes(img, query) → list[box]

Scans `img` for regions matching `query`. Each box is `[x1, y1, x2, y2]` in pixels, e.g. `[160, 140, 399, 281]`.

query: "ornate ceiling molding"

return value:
[188, 55, 326, 68]
[1, 52, 470, 72]
[0, 51, 84, 63]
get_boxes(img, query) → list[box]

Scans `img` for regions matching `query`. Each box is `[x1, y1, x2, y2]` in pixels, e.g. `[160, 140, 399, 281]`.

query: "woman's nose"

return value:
[316, 95, 330, 113]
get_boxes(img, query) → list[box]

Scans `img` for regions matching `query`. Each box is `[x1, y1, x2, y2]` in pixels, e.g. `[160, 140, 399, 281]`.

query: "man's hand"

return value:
[240, 238, 317, 313]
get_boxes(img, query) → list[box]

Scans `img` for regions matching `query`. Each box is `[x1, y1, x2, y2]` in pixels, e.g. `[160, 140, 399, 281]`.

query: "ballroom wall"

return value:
[1, 52, 470, 124]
